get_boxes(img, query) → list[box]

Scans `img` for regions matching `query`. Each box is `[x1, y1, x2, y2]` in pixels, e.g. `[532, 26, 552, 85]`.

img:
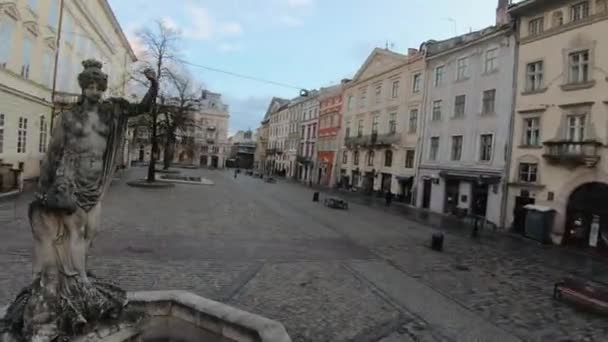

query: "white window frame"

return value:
[528, 17, 544, 36]
[568, 50, 590, 84]
[484, 48, 498, 73]
[482, 89, 496, 115]
[451, 135, 463, 161]
[388, 112, 397, 134]
[432, 100, 442, 121]
[518, 163, 538, 183]
[456, 57, 469, 80]
[405, 149, 415, 168]
[454, 95, 466, 118]
[479, 133, 494, 162]
[412, 73, 422, 93]
[39, 115, 48, 153]
[567, 115, 586, 141]
[523, 117, 541, 146]
[17, 117, 28, 154]
[408, 109, 418, 133]
[391, 80, 400, 98]
[371, 115, 379, 134]
[429, 137, 440, 161]
[434, 65, 444, 87]
[570, 1, 590, 22]
[526, 61, 544, 91]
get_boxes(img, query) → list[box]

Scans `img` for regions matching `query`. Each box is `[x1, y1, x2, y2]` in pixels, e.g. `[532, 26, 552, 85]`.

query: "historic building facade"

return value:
[507, 0, 608, 250]
[316, 83, 346, 187]
[0, 0, 135, 192]
[297, 91, 319, 183]
[267, 100, 290, 175]
[339, 48, 424, 202]
[416, 21, 515, 227]
[286, 96, 305, 179]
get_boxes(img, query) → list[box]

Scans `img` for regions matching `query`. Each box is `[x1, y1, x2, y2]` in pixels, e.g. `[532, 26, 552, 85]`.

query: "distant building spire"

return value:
[496, 0, 510, 26]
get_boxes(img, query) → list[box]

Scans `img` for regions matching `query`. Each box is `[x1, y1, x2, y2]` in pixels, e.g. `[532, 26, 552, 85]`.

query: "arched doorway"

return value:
[564, 182, 608, 252]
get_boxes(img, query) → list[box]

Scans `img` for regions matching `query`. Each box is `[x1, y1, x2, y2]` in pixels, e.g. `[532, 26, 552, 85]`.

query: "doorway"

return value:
[211, 156, 219, 168]
[444, 180, 460, 214]
[564, 182, 608, 251]
[381, 173, 392, 193]
[422, 179, 432, 209]
[200, 155, 208, 167]
[513, 194, 535, 234]
[471, 183, 489, 217]
[138, 145, 145, 161]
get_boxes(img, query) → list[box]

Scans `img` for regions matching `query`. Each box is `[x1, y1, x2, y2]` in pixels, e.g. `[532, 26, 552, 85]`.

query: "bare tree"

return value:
[159, 69, 201, 169]
[135, 19, 181, 182]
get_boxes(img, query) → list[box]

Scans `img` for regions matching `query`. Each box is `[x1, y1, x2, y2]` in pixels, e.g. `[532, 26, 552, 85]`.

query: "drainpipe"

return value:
[49, 0, 65, 132]
[500, 24, 520, 230]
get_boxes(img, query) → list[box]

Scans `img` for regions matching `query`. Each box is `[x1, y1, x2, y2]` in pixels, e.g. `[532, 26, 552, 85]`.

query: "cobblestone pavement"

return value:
[1, 168, 608, 341]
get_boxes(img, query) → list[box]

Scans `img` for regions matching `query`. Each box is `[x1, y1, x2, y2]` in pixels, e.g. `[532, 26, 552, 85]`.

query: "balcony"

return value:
[297, 155, 312, 164]
[206, 138, 215, 144]
[53, 91, 80, 106]
[207, 126, 217, 131]
[543, 140, 602, 167]
[344, 133, 400, 149]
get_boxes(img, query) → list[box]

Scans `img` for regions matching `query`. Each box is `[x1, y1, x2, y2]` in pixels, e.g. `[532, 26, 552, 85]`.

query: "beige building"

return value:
[507, 0, 608, 250]
[267, 101, 290, 175]
[0, 0, 135, 192]
[339, 48, 424, 203]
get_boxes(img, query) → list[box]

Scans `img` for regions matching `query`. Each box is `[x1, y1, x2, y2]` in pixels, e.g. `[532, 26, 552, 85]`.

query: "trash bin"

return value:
[431, 233, 444, 251]
[313, 192, 319, 202]
[523, 204, 555, 244]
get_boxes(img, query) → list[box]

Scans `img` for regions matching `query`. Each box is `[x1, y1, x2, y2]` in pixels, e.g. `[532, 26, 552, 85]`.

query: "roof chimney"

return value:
[496, 0, 510, 26]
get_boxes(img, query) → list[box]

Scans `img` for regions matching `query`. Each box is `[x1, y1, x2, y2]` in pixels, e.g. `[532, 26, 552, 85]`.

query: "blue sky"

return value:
[109, 0, 500, 135]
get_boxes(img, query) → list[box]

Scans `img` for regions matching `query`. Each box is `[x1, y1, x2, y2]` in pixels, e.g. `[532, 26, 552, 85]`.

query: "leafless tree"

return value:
[135, 19, 181, 182]
[158, 69, 201, 169]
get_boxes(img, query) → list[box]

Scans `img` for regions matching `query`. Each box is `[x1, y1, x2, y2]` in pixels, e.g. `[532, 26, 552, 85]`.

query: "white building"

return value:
[297, 91, 319, 183]
[0, 0, 135, 192]
[416, 10, 514, 227]
[267, 101, 290, 174]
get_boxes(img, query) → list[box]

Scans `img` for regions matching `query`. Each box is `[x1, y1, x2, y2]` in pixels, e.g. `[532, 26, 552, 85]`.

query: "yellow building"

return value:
[0, 0, 135, 192]
[507, 0, 608, 251]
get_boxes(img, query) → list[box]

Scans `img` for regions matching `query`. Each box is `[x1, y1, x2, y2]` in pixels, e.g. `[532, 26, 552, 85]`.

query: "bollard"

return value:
[431, 233, 444, 251]
[313, 192, 319, 202]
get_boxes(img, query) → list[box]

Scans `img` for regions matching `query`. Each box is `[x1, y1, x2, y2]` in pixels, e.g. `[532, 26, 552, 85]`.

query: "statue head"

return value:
[78, 59, 108, 103]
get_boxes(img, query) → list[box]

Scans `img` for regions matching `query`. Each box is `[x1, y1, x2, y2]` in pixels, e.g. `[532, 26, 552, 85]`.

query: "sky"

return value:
[108, 0, 501, 136]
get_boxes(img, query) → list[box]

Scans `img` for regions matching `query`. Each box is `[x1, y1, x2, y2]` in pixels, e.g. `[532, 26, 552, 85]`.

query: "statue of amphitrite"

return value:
[0, 60, 158, 342]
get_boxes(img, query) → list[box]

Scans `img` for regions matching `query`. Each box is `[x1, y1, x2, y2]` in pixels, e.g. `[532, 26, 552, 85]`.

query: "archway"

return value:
[564, 182, 608, 251]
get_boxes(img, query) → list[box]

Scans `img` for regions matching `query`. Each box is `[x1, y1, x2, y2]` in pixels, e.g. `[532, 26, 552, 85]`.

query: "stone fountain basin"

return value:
[2, 291, 291, 342]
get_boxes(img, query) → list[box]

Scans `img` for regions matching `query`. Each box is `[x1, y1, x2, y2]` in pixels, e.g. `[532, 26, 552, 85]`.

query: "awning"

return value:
[438, 171, 501, 184]
[395, 175, 413, 183]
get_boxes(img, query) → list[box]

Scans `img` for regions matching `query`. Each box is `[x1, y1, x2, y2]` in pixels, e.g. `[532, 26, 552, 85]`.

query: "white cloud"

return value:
[218, 43, 242, 53]
[161, 17, 180, 32]
[183, 5, 214, 40]
[218, 22, 243, 36]
[278, 15, 302, 27]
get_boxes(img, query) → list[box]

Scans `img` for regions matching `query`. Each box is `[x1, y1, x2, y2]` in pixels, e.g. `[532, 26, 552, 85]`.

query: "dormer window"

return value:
[571, 1, 590, 22]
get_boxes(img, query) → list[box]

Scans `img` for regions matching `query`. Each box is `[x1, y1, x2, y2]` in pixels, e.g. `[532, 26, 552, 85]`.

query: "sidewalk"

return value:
[300, 183, 608, 286]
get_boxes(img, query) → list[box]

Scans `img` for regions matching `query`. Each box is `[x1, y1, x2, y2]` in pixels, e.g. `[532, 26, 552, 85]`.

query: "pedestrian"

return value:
[234, 169, 238, 179]
[385, 190, 392, 207]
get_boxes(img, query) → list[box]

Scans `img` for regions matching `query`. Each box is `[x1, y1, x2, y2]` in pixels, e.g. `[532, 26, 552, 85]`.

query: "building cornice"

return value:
[520, 13, 608, 45]
[344, 56, 424, 91]
[426, 26, 513, 61]
[0, 82, 53, 107]
[97, 0, 137, 61]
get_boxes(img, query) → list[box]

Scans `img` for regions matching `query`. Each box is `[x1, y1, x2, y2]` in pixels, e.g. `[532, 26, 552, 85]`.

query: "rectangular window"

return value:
[405, 150, 415, 168]
[388, 112, 397, 134]
[17, 117, 28, 153]
[391, 80, 399, 98]
[345, 120, 351, 137]
[375, 84, 382, 103]
[482, 89, 496, 115]
[412, 73, 421, 93]
[479, 134, 493, 161]
[409, 109, 418, 133]
[21, 37, 33, 79]
[571, 1, 590, 22]
[526, 61, 544, 91]
[347, 95, 354, 110]
[523, 117, 540, 146]
[367, 151, 374, 166]
[567, 115, 585, 141]
[301, 126, 305, 138]
[451, 135, 463, 161]
[48, 0, 59, 29]
[434, 66, 444, 86]
[371, 115, 379, 134]
[568, 50, 590, 84]
[457, 57, 469, 80]
[528, 17, 544, 36]
[484, 48, 498, 73]
[39, 116, 48, 153]
[342, 151, 348, 164]
[519, 163, 538, 183]
[432, 100, 442, 121]
[0, 20, 14, 68]
[357, 119, 363, 137]
[430, 137, 439, 161]
[42, 52, 53, 88]
[354, 151, 359, 165]
[454, 95, 466, 118]
[0, 113, 4, 153]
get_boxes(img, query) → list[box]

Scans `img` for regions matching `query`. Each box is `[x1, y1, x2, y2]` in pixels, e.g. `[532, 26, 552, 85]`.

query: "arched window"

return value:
[385, 150, 393, 167]
[552, 11, 563, 27]
[367, 150, 375, 166]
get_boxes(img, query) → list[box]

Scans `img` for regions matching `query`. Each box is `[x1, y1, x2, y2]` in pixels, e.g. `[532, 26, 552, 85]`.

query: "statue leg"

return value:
[29, 206, 60, 279]
[62, 209, 88, 281]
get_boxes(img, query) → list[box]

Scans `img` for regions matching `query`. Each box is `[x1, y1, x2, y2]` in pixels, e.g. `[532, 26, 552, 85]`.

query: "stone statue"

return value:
[0, 60, 158, 341]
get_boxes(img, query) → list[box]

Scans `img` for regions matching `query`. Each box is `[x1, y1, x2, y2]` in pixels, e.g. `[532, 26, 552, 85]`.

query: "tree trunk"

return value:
[146, 109, 158, 182]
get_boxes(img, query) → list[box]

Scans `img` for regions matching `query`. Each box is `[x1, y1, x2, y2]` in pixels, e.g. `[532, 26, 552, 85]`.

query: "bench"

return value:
[554, 277, 608, 314]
